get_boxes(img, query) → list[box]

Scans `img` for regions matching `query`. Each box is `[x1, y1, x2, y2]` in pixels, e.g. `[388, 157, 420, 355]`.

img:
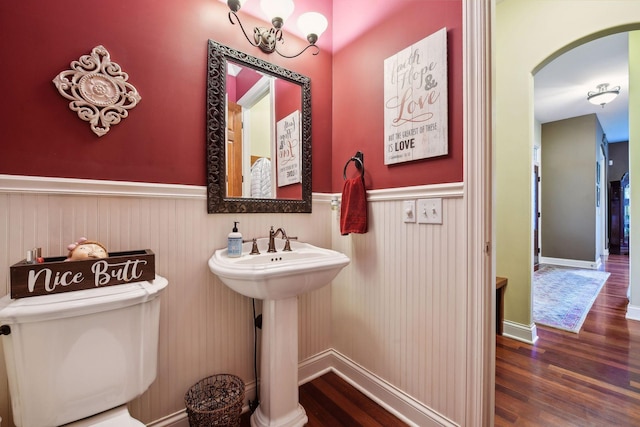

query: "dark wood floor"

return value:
[240, 371, 407, 426]
[241, 255, 638, 426]
[496, 254, 640, 426]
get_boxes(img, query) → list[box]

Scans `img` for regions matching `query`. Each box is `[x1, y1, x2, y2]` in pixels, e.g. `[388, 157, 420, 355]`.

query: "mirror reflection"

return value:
[225, 61, 302, 199]
[206, 40, 312, 214]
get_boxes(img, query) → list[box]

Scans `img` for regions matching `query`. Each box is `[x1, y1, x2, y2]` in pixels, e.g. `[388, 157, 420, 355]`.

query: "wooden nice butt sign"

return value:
[383, 27, 448, 165]
[10, 250, 155, 299]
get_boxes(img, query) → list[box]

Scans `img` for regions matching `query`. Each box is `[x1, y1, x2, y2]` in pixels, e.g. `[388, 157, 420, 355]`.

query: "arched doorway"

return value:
[532, 32, 630, 327]
[496, 1, 640, 345]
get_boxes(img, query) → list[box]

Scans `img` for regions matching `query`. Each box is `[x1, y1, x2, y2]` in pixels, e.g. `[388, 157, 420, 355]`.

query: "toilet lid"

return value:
[0, 275, 167, 323]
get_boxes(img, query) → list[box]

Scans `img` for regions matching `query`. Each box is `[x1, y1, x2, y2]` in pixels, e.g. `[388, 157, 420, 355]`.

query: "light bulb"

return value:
[260, 0, 294, 23]
[297, 12, 327, 43]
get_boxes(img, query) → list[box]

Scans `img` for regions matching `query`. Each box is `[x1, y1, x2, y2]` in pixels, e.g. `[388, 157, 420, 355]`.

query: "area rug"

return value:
[533, 265, 610, 333]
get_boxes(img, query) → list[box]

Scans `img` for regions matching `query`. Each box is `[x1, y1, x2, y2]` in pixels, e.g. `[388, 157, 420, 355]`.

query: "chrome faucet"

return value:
[268, 226, 287, 252]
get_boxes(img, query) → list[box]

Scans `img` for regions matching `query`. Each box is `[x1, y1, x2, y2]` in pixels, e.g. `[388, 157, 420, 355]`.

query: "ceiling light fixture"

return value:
[587, 83, 620, 107]
[226, 0, 328, 59]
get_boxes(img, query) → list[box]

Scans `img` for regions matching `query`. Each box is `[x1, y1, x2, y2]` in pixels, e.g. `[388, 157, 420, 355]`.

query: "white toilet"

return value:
[0, 275, 168, 427]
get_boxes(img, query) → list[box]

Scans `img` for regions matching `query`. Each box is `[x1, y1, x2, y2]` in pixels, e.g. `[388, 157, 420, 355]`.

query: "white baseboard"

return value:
[626, 304, 640, 321]
[298, 348, 335, 384]
[539, 256, 601, 270]
[326, 351, 457, 427]
[501, 320, 538, 345]
[148, 349, 455, 427]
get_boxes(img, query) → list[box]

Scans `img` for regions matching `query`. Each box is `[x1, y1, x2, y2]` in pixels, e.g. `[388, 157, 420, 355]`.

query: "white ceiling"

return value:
[534, 32, 629, 143]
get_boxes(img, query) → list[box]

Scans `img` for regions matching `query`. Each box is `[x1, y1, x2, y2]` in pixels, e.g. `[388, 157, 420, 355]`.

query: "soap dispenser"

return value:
[227, 221, 243, 257]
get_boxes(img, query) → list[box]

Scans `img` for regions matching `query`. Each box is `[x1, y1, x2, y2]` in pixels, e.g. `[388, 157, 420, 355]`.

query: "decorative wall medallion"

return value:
[53, 46, 141, 137]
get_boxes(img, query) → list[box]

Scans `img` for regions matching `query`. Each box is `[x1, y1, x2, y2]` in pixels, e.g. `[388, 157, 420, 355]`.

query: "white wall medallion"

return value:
[53, 45, 141, 137]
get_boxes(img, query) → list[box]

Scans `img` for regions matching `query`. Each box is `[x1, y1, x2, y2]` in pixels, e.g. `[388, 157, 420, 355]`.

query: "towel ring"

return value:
[343, 155, 365, 180]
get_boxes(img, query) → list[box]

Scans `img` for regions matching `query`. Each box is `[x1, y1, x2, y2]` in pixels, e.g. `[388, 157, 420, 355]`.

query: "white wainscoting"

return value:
[331, 183, 467, 425]
[0, 175, 466, 427]
[0, 175, 332, 426]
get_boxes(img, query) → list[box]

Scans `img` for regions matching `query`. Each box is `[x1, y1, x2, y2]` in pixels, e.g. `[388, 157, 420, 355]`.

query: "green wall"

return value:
[496, 1, 640, 334]
[541, 115, 599, 262]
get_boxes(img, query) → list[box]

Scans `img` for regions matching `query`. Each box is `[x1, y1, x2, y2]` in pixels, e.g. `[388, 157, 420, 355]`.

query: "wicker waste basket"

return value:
[185, 374, 245, 426]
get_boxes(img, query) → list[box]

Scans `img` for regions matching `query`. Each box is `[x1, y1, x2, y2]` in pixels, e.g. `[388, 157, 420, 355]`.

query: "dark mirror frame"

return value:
[206, 40, 312, 213]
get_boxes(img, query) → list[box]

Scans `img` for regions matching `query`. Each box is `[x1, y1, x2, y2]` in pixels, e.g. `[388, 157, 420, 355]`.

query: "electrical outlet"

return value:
[403, 200, 416, 223]
[417, 198, 443, 224]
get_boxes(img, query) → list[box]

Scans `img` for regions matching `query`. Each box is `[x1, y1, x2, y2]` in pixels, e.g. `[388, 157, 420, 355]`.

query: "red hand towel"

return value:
[340, 177, 367, 235]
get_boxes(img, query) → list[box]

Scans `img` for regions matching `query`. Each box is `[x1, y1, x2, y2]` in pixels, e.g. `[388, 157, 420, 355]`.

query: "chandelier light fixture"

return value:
[587, 83, 620, 107]
[226, 0, 328, 58]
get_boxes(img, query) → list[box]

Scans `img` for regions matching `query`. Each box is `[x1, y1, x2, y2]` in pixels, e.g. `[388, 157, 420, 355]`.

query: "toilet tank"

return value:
[0, 275, 168, 427]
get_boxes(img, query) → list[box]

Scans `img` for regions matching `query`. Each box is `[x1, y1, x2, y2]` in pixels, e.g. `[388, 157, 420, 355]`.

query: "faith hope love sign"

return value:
[383, 28, 448, 165]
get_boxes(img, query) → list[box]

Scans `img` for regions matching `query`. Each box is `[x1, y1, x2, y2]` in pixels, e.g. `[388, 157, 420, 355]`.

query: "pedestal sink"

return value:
[208, 238, 350, 427]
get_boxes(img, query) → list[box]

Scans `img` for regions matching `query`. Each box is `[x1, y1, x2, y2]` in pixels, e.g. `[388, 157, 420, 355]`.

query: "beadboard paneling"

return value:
[0, 177, 332, 426]
[331, 192, 466, 424]
[0, 176, 467, 426]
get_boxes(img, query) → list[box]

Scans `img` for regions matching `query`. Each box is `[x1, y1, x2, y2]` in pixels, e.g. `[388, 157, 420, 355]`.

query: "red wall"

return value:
[332, 1, 463, 191]
[235, 68, 262, 101]
[0, 1, 462, 193]
[0, 0, 333, 190]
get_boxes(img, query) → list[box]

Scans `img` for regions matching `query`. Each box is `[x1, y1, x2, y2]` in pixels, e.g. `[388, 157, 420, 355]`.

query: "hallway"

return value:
[495, 255, 640, 426]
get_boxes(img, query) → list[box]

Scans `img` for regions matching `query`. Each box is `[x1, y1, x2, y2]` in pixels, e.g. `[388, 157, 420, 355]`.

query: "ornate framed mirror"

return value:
[206, 40, 312, 213]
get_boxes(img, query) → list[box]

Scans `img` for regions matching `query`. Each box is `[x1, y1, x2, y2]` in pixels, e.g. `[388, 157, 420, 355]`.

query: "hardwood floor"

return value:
[239, 255, 637, 426]
[496, 254, 640, 426]
[240, 371, 408, 426]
